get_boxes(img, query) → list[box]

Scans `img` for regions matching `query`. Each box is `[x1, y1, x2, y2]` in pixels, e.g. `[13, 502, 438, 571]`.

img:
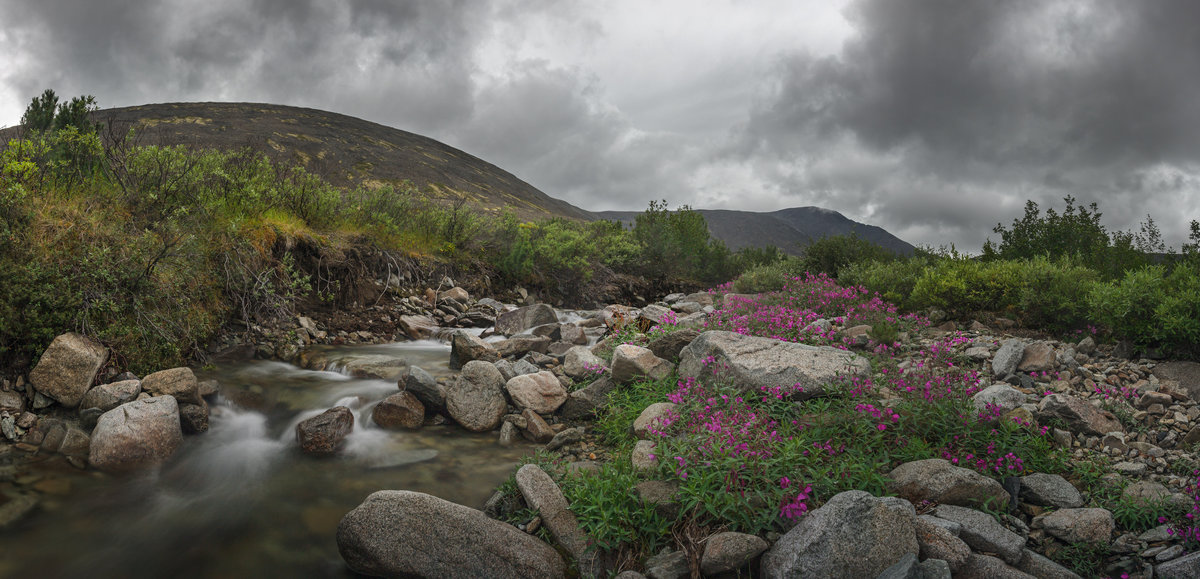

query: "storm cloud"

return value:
[2, 0, 1198, 251]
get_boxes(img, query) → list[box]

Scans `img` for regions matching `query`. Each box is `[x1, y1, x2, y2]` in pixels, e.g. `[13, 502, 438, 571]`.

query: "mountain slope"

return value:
[595, 207, 915, 256]
[69, 102, 595, 221]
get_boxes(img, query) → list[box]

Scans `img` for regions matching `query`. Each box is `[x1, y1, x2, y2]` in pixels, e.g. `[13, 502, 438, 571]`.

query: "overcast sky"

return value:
[3, 0, 1199, 252]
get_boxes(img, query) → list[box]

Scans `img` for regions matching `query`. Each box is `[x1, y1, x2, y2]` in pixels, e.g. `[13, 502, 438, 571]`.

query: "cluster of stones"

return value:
[1, 333, 219, 530]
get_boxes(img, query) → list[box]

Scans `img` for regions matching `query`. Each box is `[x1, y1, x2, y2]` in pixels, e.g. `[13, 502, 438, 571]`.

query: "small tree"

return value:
[20, 89, 59, 132]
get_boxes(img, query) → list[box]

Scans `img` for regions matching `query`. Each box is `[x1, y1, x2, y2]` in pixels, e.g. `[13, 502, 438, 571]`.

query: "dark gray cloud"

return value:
[737, 0, 1200, 250]
[3, 0, 1200, 251]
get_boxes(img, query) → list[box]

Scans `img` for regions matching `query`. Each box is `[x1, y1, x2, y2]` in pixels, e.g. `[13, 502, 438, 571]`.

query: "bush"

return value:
[731, 257, 804, 293]
[1088, 264, 1200, 357]
[799, 233, 896, 279]
[839, 257, 930, 309]
[1016, 257, 1099, 332]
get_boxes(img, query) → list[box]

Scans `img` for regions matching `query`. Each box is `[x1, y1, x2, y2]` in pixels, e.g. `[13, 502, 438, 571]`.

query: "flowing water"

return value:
[1, 339, 537, 578]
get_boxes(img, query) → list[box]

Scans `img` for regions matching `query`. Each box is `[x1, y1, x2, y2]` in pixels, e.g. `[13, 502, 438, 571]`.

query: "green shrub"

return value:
[800, 233, 896, 279]
[839, 257, 930, 309]
[1016, 257, 1100, 332]
[731, 257, 804, 293]
[1088, 264, 1200, 357]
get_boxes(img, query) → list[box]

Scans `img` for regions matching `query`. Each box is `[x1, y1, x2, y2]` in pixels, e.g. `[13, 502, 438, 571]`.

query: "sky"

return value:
[2, 0, 1199, 253]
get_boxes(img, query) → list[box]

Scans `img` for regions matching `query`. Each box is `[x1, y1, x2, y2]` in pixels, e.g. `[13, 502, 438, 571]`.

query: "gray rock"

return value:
[446, 361, 508, 432]
[0, 490, 38, 530]
[521, 408, 554, 443]
[633, 403, 677, 439]
[0, 390, 25, 413]
[140, 367, 202, 406]
[678, 330, 870, 398]
[992, 339, 1025, 378]
[373, 391, 425, 430]
[179, 400, 210, 434]
[913, 513, 970, 572]
[513, 358, 542, 376]
[917, 558, 952, 579]
[647, 328, 701, 363]
[631, 439, 658, 471]
[58, 425, 90, 457]
[1076, 336, 1096, 355]
[498, 421, 520, 446]
[1019, 473, 1083, 508]
[701, 531, 768, 576]
[933, 505, 1025, 565]
[1017, 342, 1056, 373]
[762, 490, 918, 579]
[401, 365, 445, 411]
[1015, 549, 1081, 579]
[610, 345, 674, 384]
[1033, 507, 1114, 544]
[644, 549, 689, 579]
[338, 355, 409, 381]
[545, 427, 584, 451]
[516, 465, 594, 573]
[876, 553, 920, 579]
[296, 406, 354, 455]
[972, 384, 1027, 415]
[80, 379, 141, 412]
[29, 332, 109, 408]
[449, 330, 500, 370]
[89, 396, 182, 472]
[496, 304, 558, 336]
[563, 346, 606, 380]
[888, 459, 1011, 511]
[336, 490, 565, 579]
[1158, 551, 1200, 579]
[505, 371, 568, 414]
[1036, 394, 1124, 436]
[494, 335, 553, 358]
[956, 553, 1036, 579]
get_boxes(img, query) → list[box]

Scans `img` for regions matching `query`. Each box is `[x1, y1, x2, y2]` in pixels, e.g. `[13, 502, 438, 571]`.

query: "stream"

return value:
[1, 338, 537, 578]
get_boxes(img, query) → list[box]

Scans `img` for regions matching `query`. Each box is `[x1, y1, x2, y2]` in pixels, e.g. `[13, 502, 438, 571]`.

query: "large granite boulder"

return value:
[563, 346, 606, 380]
[401, 366, 444, 410]
[372, 391, 425, 430]
[449, 330, 499, 370]
[446, 361, 508, 432]
[505, 371, 568, 414]
[29, 332, 109, 408]
[610, 345, 673, 384]
[933, 505, 1025, 565]
[515, 465, 594, 572]
[761, 490, 918, 578]
[140, 367, 202, 405]
[1036, 394, 1124, 436]
[398, 315, 438, 340]
[79, 379, 141, 412]
[496, 304, 558, 336]
[337, 490, 565, 578]
[888, 459, 1012, 511]
[89, 395, 182, 472]
[296, 406, 354, 455]
[678, 331, 870, 398]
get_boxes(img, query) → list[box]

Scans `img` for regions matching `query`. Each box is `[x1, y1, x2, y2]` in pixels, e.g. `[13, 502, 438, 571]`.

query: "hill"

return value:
[595, 206, 916, 256]
[2, 102, 594, 222]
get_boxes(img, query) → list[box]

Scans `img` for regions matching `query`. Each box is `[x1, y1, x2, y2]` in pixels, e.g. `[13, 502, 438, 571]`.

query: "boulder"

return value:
[761, 490, 917, 579]
[914, 515, 970, 572]
[1033, 507, 1114, 544]
[505, 371, 568, 414]
[563, 346, 606, 380]
[449, 330, 500, 370]
[496, 304, 558, 336]
[398, 315, 438, 340]
[79, 379, 141, 412]
[647, 328, 701, 363]
[337, 490, 565, 579]
[140, 367, 202, 405]
[1017, 342, 1056, 373]
[401, 366, 445, 411]
[0, 390, 25, 413]
[521, 408, 555, 443]
[991, 339, 1025, 378]
[1019, 473, 1083, 508]
[439, 286, 470, 303]
[1158, 551, 1200, 579]
[957, 554, 1036, 579]
[701, 532, 769, 576]
[633, 402, 677, 439]
[1016, 549, 1083, 579]
[631, 440, 658, 471]
[179, 400, 210, 434]
[29, 332, 109, 408]
[610, 345, 674, 384]
[494, 335, 552, 358]
[373, 391, 425, 430]
[888, 459, 1011, 510]
[559, 376, 617, 420]
[446, 361, 508, 432]
[296, 406, 354, 455]
[515, 465, 594, 572]
[933, 505, 1025, 565]
[89, 396, 182, 472]
[1036, 394, 1124, 436]
[678, 331, 870, 398]
[971, 384, 1027, 416]
[339, 355, 409, 381]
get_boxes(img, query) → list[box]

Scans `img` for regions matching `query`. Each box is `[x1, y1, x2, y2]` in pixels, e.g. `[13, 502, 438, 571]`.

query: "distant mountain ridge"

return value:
[595, 207, 915, 256]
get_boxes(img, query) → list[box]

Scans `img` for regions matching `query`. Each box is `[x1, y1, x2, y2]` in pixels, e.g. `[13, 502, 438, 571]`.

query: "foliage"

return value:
[983, 196, 1110, 265]
[730, 257, 804, 293]
[800, 233, 897, 279]
[1087, 264, 1200, 357]
[632, 200, 738, 284]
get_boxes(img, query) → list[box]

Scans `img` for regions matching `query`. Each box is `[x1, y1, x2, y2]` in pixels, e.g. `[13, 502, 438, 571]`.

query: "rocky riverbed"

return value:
[6, 281, 1200, 578]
